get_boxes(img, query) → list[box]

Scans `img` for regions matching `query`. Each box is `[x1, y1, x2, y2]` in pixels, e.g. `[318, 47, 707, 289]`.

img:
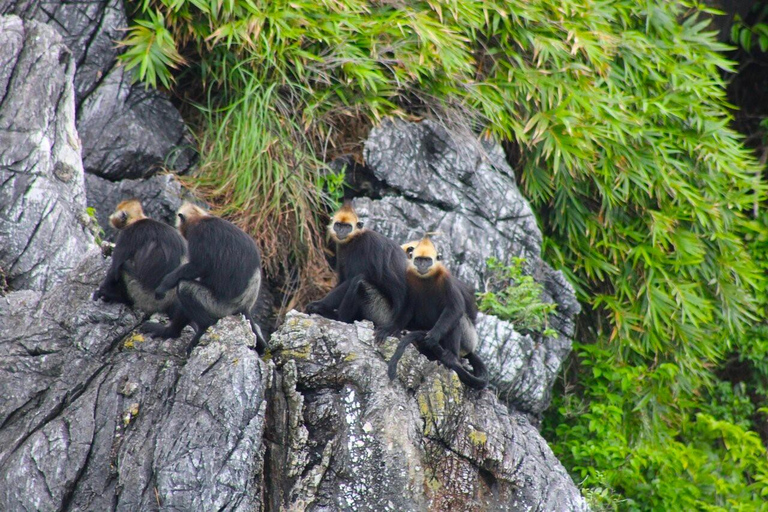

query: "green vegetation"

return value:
[477, 257, 556, 336]
[121, 0, 768, 508]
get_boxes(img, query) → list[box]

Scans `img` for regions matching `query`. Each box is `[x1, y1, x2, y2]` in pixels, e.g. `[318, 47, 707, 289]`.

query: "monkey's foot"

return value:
[139, 322, 176, 339]
[305, 302, 337, 319]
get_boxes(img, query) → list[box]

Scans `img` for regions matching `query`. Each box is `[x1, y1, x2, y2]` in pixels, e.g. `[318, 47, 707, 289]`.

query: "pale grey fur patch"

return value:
[178, 271, 261, 319]
[124, 274, 176, 314]
[361, 282, 393, 326]
[459, 316, 478, 356]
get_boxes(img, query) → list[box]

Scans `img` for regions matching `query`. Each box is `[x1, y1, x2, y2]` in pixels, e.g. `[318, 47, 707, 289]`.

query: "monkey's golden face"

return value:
[110, 199, 146, 230]
[328, 202, 364, 244]
[406, 237, 443, 278]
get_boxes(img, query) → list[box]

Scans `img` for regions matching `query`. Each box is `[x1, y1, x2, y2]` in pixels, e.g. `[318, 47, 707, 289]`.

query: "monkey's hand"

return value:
[92, 288, 105, 301]
[423, 330, 440, 349]
[306, 301, 336, 319]
[154, 285, 169, 301]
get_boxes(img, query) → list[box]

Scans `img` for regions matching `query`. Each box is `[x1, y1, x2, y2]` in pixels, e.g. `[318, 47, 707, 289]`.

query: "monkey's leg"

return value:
[140, 308, 190, 339]
[306, 280, 351, 319]
[94, 277, 132, 306]
[176, 282, 220, 356]
[336, 275, 366, 323]
[436, 329, 487, 389]
[243, 308, 268, 355]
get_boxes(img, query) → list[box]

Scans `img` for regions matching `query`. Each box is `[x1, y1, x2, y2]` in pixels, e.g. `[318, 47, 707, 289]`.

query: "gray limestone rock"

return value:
[0, 0, 197, 179]
[349, 118, 581, 414]
[268, 311, 589, 511]
[0, 16, 95, 293]
[77, 65, 196, 179]
[0, 251, 268, 511]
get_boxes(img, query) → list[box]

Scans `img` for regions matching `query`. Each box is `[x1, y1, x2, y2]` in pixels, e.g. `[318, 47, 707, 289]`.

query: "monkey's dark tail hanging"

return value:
[452, 352, 489, 390]
[387, 331, 425, 381]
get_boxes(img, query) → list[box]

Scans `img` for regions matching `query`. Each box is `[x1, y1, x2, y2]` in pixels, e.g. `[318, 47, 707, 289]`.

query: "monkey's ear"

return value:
[356, 221, 364, 229]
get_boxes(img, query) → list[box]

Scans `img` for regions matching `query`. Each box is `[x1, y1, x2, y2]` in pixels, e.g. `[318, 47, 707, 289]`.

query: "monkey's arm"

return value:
[424, 285, 464, 346]
[155, 262, 203, 299]
[94, 236, 134, 302]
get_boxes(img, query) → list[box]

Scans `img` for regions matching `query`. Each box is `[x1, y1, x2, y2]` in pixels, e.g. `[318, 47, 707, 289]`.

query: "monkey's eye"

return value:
[178, 213, 185, 222]
[406, 246, 414, 257]
[356, 221, 364, 229]
[120, 211, 128, 221]
[437, 253, 442, 261]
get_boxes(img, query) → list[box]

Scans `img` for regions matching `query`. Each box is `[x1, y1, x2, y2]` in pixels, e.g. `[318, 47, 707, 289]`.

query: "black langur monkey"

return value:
[305, 200, 408, 342]
[388, 237, 488, 389]
[141, 203, 267, 356]
[93, 199, 186, 317]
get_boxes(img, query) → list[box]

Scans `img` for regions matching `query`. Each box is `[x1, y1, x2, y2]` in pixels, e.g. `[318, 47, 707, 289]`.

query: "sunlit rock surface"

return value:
[0, 16, 95, 292]
[0, 252, 267, 511]
[0, 0, 196, 179]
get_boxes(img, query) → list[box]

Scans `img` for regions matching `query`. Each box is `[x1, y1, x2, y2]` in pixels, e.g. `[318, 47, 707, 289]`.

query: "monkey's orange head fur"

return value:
[406, 236, 445, 279]
[176, 202, 209, 237]
[110, 199, 146, 230]
[328, 200, 364, 244]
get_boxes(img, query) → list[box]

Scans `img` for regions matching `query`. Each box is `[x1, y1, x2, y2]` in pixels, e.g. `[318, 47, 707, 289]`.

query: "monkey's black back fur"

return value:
[186, 217, 261, 300]
[336, 229, 408, 307]
[122, 219, 187, 290]
[95, 219, 186, 306]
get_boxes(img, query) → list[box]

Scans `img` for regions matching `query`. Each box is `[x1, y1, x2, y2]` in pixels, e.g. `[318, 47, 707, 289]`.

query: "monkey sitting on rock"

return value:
[388, 236, 488, 390]
[306, 200, 410, 342]
[94, 199, 186, 318]
[141, 203, 267, 356]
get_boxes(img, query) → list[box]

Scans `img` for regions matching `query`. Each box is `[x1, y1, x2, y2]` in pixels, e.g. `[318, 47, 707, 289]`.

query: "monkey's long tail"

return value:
[451, 352, 489, 390]
[387, 331, 427, 381]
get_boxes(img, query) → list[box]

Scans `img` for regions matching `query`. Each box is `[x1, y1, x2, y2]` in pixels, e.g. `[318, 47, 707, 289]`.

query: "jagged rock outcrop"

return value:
[0, 16, 95, 293]
[0, 255, 587, 511]
[267, 311, 589, 511]
[346, 119, 580, 414]
[0, 251, 268, 511]
[0, 0, 196, 180]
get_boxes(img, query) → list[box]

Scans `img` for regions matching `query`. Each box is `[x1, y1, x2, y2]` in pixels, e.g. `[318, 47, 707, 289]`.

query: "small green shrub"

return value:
[477, 257, 557, 336]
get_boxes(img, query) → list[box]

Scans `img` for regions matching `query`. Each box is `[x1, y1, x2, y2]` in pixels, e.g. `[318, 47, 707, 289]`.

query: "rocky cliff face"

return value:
[0, 16, 96, 293]
[0, 11, 588, 512]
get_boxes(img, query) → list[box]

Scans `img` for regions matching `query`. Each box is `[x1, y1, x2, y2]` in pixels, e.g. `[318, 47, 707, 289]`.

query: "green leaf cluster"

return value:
[477, 257, 557, 336]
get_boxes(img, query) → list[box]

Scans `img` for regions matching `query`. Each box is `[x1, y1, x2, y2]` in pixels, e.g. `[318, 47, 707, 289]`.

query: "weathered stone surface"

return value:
[0, 16, 95, 292]
[0, 0, 197, 180]
[0, 251, 268, 511]
[77, 65, 196, 179]
[268, 311, 589, 511]
[475, 313, 572, 413]
[85, 172, 186, 241]
[349, 118, 581, 414]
